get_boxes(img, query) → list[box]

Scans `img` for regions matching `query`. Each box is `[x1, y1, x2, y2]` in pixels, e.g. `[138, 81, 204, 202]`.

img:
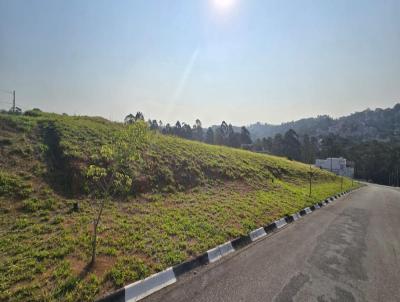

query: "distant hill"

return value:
[248, 103, 400, 141]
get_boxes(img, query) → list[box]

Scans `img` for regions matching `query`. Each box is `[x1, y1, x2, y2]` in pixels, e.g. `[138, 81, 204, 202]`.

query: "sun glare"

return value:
[213, 0, 236, 11]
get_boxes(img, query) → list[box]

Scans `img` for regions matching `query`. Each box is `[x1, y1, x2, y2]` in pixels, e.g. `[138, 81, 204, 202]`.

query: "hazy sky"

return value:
[0, 0, 399, 126]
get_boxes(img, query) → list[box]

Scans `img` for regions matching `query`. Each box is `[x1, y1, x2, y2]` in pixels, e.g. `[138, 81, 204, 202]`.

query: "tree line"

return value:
[124, 112, 252, 148]
[125, 112, 400, 187]
[253, 130, 400, 186]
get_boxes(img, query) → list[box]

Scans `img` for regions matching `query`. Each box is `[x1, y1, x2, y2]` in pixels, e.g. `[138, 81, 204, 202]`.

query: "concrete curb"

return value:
[125, 268, 176, 302]
[249, 227, 267, 241]
[96, 188, 359, 302]
[274, 218, 287, 229]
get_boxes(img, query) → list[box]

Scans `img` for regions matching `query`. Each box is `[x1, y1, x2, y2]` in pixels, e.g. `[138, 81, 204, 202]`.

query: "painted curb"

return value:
[249, 227, 267, 241]
[207, 246, 222, 263]
[218, 241, 235, 257]
[231, 235, 252, 250]
[275, 218, 287, 229]
[124, 268, 176, 302]
[172, 252, 209, 278]
[96, 188, 358, 302]
[291, 213, 301, 221]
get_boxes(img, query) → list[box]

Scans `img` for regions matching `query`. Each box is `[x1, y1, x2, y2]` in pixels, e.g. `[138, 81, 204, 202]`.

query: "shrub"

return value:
[24, 109, 42, 117]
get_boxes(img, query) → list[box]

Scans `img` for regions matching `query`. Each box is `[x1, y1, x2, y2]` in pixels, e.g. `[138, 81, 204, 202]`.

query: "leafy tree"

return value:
[319, 134, 345, 158]
[162, 123, 172, 135]
[124, 112, 144, 124]
[135, 112, 145, 121]
[227, 124, 236, 147]
[174, 121, 182, 137]
[85, 121, 149, 266]
[124, 114, 135, 124]
[220, 121, 229, 143]
[193, 119, 203, 141]
[205, 127, 214, 144]
[283, 129, 301, 160]
[272, 133, 284, 156]
[214, 127, 224, 145]
[181, 123, 193, 139]
[149, 119, 159, 131]
[264, 137, 273, 152]
[240, 126, 252, 145]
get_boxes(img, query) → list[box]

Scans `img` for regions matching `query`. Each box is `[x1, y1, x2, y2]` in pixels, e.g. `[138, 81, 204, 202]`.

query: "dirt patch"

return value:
[69, 255, 116, 279]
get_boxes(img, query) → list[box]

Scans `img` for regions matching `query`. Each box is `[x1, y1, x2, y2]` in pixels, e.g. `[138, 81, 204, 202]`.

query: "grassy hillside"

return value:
[0, 111, 357, 301]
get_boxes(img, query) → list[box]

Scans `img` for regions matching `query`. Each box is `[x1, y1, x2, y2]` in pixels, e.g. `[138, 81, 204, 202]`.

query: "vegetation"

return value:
[123, 104, 400, 186]
[249, 103, 400, 185]
[248, 103, 400, 140]
[0, 110, 358, 301]
[252, 129, 400, 186]
[85, 121, 149, 266]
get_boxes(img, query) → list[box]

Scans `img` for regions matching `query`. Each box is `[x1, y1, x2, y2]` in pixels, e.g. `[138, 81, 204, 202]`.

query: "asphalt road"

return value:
[144, 184, 400, 302]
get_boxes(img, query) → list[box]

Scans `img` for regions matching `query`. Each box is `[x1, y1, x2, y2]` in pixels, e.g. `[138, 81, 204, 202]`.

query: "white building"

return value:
[315, 157, 354, 178]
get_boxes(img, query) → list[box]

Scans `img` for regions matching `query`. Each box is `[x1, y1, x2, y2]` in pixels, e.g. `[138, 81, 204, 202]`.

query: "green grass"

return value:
[0, 111, 360, 301]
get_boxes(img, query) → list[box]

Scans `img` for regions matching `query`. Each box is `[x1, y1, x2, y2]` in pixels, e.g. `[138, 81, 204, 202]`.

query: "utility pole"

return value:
[12, 90, 15, 113]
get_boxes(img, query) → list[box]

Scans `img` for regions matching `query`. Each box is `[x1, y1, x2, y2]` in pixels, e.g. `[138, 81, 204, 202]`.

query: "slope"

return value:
[0, 111, 356, 301]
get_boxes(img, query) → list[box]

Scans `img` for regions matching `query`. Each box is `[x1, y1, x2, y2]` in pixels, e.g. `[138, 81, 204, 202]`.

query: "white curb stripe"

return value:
[249, 227, 267, 241]
[291, 213, 301, 221]
[207, 241, 235, 263]
[125, 267, 176, 302]
[207, 246, 222, 263]
[218, 241, 235, 257]
[314, 204, 320, 209]
[304, 207, 312, 214]
[275, 218, 287, 229]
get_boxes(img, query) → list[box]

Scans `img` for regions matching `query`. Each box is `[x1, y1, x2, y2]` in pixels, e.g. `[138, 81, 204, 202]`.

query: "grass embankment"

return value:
[0, 112, 358, 301]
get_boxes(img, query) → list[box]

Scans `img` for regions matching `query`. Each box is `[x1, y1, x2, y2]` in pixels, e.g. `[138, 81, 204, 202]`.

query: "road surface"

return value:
[143, 184, 400, 302]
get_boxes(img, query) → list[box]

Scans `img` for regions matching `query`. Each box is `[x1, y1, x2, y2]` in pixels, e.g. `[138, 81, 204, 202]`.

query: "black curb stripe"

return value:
[299, 209, 307, 216]
[96, 288, 125, 302]
[284, 215, 294, 223]
[310, 205, 316, 211]
[264, 222, 277, 233]
[318, 202, 323, 207]
[231, 235, 252, 250]
[173, 252, 209, 278]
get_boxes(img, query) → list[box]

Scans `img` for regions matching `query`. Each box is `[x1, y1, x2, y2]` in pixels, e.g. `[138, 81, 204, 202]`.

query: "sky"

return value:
[0, 0, 399, 126]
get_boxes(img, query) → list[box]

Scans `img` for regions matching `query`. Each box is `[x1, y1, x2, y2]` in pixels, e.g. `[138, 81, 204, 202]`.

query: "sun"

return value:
[213, 0, 236, 11]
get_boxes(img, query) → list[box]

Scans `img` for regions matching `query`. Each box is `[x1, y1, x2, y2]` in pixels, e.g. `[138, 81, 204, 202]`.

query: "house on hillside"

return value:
[315, 157, 354, 178]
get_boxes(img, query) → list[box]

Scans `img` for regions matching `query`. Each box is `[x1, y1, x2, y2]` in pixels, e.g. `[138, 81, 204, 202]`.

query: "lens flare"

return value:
[213, 0, 235, 11]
